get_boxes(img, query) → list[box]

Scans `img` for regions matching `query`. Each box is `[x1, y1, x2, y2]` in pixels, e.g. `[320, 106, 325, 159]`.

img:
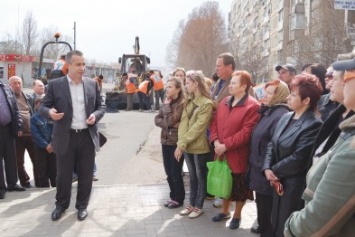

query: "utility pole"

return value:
[73, 21, 76, 50]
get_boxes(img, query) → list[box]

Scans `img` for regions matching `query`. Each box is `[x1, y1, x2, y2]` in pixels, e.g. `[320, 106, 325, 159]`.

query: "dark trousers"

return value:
[137, 91, 151, 110]
[35, 147, 56, 187]
[255, 192, 274, 237]
[184, 152, 209, 209]
[162, 145, 185, 204]
[55, 130, 95, 210]
[154, 89, 165, 110]
[126, 93, 134, 110]
[15, 135, 39, 186]
[0, 124, 19, 189]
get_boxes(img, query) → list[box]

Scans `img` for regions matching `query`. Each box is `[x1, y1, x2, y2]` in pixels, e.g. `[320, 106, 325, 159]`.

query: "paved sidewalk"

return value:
[0, 184, 258, 237]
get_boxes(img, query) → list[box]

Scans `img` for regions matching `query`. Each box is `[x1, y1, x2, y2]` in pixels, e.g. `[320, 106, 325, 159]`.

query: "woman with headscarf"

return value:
[262, 73, 323, 237]
[248, 79, 290, 236]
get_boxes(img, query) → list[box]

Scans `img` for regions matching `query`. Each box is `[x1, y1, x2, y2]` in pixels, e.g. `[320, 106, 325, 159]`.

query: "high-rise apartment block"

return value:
[229, 0, 349, 83]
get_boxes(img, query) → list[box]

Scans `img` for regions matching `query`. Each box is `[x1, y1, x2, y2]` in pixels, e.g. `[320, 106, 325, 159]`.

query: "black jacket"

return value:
[262, 110, 322, 179]
[317, 93, 338, 122]
[0, 82, 22, 136]
[262, 109, 322, 237]
[249, 104, 289, 196]
[310, 104, 355, 161]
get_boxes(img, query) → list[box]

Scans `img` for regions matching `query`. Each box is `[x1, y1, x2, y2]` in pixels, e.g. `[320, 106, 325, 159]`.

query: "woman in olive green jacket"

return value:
[174, 71, 214, 219]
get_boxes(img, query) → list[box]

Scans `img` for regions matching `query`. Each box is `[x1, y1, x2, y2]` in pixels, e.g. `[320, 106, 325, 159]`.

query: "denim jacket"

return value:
[30, 112, 53, 149]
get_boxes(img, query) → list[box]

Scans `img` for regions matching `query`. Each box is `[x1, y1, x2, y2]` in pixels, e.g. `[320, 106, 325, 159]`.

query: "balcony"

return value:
[277, 21, 283, 31]
[261, 50, 269, 57]
[263, 16, 270, 24]
[277, 42, 283, 51]
[263, 31, 270, 40]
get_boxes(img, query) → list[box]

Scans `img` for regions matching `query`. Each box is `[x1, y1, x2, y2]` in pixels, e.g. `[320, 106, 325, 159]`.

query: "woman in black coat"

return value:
[249, 79, 290, 237]
[262, 74, 323, 237]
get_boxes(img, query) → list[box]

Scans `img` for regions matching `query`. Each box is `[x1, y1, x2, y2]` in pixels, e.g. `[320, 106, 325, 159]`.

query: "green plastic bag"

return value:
[207, 157, 233, 199]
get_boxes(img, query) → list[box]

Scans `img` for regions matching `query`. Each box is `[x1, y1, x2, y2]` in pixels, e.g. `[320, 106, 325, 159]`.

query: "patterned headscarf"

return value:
[267, 80, 290, 106]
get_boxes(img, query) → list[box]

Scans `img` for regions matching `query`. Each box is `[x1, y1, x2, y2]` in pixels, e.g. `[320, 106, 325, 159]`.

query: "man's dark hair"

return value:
[211, 72, 219, 82]
[122, 73, 128, 77]
[218, 52, 236, 70]
[66, 50, 83, 64]
[310, 63, 327, 94]
[98, 75, 103, 80]
[301, 63, 312, 71]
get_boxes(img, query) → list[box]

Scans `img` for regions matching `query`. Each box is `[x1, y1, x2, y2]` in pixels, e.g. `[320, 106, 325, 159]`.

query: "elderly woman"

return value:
[248, 79, 290, 236]
[174, 71, 214, 219]
[262, 73, 323, 237]
[210, 70, 260, 229]
[283, 60, 355, 237]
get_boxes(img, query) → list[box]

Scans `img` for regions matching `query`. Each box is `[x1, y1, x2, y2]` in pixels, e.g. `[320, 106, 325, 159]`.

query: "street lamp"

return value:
[38, 33, 73, 78]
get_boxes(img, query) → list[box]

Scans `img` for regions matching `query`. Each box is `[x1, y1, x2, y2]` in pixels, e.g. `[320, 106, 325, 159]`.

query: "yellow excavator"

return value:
[106, 36, 151, 111]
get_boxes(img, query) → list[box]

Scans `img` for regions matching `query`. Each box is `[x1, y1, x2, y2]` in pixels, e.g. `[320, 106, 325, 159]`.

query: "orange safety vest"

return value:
[125, 78, 136, 94]
[151, 74, 164, 91]
[138, 80, 149, 94]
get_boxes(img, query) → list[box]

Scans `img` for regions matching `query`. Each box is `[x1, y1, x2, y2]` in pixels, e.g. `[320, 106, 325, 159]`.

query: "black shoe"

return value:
[251, 226, 261, 234]
[8, 184, 26, 191]
[77, 209, 88, 221]
[229, 218, 241, 229]
[0, 189, 6, 199]
[22, 182, 32, 188]
[51, 207, 65, 221]
[167, 201, 183, 209]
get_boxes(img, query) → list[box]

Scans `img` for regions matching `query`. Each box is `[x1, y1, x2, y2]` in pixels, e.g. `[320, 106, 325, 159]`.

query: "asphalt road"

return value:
[22, 82, 166, 186]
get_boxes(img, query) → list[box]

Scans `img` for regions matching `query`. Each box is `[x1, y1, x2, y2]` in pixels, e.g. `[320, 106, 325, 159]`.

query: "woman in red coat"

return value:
[209, 70, 260, 229]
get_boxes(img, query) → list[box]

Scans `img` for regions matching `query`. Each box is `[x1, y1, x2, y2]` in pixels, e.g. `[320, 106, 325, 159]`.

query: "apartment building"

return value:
[229, 0, 348, 83]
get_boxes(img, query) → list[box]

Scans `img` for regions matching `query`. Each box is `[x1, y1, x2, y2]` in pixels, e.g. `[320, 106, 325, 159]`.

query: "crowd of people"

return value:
[1, 49, 355, 236]
[154, 52, 355, 236]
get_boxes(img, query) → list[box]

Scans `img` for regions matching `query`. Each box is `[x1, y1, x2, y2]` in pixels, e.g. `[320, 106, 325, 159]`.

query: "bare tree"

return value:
[35, 26, 72, 60]
[240, 45, 268, 84]
[287, 0, 351, 68]
[0, 32, 22, 54]
[167, 1, 228, 77]
[22, 11, 38, 55]
[165, 20, 185, 69]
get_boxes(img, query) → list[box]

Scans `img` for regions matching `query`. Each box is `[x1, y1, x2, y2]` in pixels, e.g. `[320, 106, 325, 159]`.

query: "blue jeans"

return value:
[184, 152, 209, 209]
[162, 145, 185, 204]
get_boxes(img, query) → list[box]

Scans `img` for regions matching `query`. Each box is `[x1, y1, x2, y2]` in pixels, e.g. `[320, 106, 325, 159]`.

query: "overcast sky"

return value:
[0, 0, 232, 67]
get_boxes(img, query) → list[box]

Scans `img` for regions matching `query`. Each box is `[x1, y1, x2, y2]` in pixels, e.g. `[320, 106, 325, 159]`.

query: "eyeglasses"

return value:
[325, 75, 333, 83]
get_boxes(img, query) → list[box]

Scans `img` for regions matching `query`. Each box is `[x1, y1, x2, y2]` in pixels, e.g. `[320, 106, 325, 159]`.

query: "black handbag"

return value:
[99, 132, 107, 147]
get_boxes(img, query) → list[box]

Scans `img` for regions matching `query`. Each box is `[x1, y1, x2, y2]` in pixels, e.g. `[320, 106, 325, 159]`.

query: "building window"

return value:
[279, 9, 284, 22]
[278, 50, 283, 62]
[278, 30, 283, 42]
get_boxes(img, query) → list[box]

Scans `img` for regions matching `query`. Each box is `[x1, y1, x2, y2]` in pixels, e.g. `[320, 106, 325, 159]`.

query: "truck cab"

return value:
[119, 54, 150, 77]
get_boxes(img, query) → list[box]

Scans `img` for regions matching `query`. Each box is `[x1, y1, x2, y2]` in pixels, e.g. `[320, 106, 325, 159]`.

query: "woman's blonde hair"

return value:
[186, 70, 211, 100]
